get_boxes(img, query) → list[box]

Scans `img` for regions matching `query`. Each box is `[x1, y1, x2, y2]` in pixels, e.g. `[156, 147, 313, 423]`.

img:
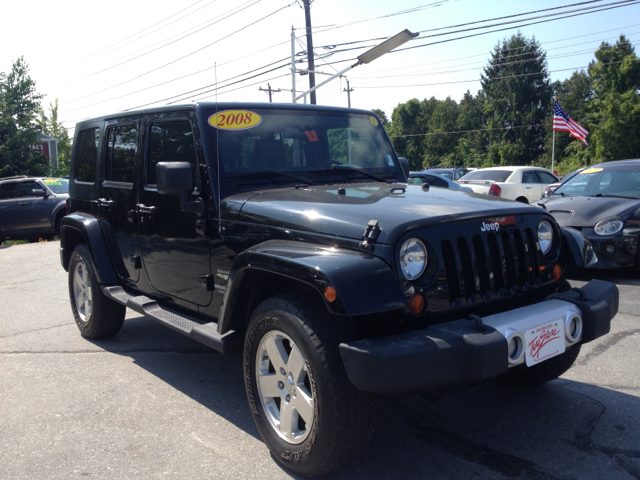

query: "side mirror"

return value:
[32, 188, 48, 198]
[156, 162, 193, 195]
[398, 157, 410, 179]
[156, 161, 204, 216]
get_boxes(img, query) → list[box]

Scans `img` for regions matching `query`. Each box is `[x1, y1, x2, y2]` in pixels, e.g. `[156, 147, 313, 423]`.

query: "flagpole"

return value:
[551, 96, 556, 174]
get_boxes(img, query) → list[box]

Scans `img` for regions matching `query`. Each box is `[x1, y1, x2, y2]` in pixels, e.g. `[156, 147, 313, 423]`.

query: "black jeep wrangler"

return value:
[60, 103, 618, 477]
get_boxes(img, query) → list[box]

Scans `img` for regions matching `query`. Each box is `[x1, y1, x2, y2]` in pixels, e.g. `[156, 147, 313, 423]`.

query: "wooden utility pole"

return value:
[343, 79, 354, 108]
[259, 83, 281, 102]
[303, 0, 316, 104]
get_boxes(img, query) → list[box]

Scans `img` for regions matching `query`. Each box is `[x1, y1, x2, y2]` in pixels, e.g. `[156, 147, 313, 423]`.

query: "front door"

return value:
[98, 117, 141, 284]
[138, 112, 212, 307]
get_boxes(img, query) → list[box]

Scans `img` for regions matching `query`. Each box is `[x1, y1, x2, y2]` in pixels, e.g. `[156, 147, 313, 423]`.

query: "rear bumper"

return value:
[339, 280, 618, 396]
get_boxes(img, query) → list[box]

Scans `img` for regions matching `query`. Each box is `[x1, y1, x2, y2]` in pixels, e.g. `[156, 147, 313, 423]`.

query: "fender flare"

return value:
[59, 213, 118, 284]
[218, 240, 407, 334]
[562, 227, 598, 268]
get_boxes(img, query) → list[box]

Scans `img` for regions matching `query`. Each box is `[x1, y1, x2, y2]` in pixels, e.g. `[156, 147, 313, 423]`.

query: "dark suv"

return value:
[60, 103, 618, 477]
[0, 176, 68, 242]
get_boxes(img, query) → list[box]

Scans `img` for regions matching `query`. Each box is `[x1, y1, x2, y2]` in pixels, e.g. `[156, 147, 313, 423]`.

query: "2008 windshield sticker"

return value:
[208, 110, 262, 130]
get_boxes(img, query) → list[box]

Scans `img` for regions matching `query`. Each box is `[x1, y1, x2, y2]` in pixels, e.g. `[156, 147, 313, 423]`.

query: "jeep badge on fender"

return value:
[60, 102, 618, 477]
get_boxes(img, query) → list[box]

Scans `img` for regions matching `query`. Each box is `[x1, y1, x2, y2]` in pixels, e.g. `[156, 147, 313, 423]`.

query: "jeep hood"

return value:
[537, 195, 639, 227]
[222, 183, 542, 245]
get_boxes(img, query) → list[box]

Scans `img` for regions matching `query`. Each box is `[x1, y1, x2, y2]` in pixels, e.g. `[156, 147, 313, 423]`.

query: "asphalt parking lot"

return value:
[1, 241, 639, 479]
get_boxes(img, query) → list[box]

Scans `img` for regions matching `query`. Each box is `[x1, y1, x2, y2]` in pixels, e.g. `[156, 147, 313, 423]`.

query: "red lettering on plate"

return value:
[528, 328, 560, 360]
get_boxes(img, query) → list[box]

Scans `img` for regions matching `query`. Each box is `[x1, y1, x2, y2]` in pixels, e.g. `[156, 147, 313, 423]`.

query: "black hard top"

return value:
[74, 102, 377, 128]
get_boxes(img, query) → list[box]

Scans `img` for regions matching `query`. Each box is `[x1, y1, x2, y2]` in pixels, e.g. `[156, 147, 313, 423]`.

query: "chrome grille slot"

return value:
[441, 240, 461, 304]
[472, 235, 491, 298]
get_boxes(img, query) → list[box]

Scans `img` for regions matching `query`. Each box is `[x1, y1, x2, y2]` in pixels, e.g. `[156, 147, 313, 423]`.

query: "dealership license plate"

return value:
[524, 321, 565, 367]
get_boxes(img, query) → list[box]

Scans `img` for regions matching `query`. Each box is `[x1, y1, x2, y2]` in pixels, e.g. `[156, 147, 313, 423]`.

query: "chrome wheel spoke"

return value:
[258, 372, 282, 399]
[264, 335, 288, 373]
[292, 388, 314, 426]
[278, 400, 296, 439]
[287, 345, 306, 383]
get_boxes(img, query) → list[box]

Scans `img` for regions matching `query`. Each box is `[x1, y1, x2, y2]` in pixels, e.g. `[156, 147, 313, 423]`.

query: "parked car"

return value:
[408, 171, 473, 191]
[541, 167, 586, 199]
[0, 176, 68, 242]
[537, 159, 640, 269]
[60, 102, 617, 477]
[457, 166, 558, 203]
[421, 166, 469, 181]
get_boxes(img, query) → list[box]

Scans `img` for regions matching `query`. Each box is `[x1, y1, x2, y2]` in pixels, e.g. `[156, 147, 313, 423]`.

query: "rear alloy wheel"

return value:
[244, 293, 375, 477]
[68, 244, 125, 339]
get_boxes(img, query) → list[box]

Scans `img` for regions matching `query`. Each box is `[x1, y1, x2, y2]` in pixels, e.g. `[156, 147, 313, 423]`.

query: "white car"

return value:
[457, 167, 558, 204]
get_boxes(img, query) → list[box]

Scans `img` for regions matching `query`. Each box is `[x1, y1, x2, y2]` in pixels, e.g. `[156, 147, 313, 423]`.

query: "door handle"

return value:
[196, 219, 205, 236]
[18, 202, 28, 206]
[98, 198, 115, 208]
[137, 204, 156, 214]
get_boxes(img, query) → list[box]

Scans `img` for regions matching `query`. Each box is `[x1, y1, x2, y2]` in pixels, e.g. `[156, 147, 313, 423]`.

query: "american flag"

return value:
[553, 101, 589, 145]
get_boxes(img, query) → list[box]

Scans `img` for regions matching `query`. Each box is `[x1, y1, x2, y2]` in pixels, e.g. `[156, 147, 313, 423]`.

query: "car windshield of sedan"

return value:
[459, 170, 511, 182]
[43, 178, 69, 194]
[554, 168, 640, 198]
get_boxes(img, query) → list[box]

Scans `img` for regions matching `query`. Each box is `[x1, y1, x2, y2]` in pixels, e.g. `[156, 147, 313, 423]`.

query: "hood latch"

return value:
[360, 220, 381, 253]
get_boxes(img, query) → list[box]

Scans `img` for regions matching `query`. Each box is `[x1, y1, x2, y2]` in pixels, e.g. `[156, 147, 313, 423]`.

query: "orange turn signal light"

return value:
[553, 264, 562, 281]
[410, 293, 426, 315]
[324, 286, 337, 303]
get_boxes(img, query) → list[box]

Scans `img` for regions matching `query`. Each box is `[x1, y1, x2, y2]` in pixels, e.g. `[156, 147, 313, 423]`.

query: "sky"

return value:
[1, 0, 639, 134]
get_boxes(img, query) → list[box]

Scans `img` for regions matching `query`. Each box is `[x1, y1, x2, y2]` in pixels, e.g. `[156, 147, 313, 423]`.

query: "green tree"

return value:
[589, 35, 640, 96]
[0, 57, 46, 177]
[454, 90, 487, 167]
[389, 97, 438, 169]
[481, 33, 552, 165]
[370, 108, 390, 130]
[423, 96, 459, 166]
[38, 99, 72, 176]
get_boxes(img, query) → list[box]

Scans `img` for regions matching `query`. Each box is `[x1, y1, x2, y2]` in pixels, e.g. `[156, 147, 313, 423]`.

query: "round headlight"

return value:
[538, 220, 554, 255]
[400, 238, 427, 280]
[594, 219, 623, 236]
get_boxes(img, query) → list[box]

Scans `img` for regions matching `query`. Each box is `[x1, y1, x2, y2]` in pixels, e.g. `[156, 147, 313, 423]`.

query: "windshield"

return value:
[209, 108, 400, 195]
[554, 167, 640, 198]
[43, 178, 69, 194]
[459, 170, 512, 182]
[428, 170, 453, 180]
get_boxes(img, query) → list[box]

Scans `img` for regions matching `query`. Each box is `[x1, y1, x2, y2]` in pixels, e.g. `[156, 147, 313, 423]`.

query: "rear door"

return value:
[137, 111, 212, 307]
[0, 181, 18, 234]
[98, 117, 141, 284]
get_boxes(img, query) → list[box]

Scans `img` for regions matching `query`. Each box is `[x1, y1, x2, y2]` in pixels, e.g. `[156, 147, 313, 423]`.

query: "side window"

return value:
[522, 171, 540, 184]
[427, 175, 448, 188]
[407, 177, 423, 185]
[18, 181, 40, 198]
[0, 182, 18, 200]
[105, 125, 137, 184]
[75, 128, 99, 183]
[538, 172, 557, 184]
[146, 120, 198, 187]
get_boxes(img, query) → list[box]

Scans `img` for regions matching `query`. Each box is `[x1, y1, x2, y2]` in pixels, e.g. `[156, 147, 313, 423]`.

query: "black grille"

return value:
[441, 227, 541, 306]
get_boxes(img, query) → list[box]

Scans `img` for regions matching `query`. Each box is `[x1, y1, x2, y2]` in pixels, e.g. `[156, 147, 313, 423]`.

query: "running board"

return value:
[101, 286, 242, 354]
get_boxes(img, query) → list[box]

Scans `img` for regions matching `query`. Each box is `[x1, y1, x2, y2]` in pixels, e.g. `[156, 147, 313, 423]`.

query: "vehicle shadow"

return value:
[89, 314, 640, 479]
[567, 266, 640, 286]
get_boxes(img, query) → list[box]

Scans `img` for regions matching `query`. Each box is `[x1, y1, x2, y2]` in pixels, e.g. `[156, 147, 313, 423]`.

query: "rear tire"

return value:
[498, 344, 581, 387]
[243, 292, 375, 477]
[68, 244, 125, 339]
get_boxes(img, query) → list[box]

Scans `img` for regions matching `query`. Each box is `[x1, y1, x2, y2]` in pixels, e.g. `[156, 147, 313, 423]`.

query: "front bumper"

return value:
[339, 280, 618, 397]
[581, 228, 638, 268]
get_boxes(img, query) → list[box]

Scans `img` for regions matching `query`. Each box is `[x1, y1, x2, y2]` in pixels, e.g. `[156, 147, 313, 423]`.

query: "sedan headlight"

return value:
[400, 238, 427, 280]
[538, 220, 554, 255]
[594, 219, 624, 236]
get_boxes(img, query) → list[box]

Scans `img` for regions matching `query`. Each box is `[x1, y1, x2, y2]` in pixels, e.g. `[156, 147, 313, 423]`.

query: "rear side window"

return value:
[105, 125, 137, 184]
[146, 120, 197, 187]
[75, 128, 99, 183]
[0, 182, 18, 200]
[460, 170, 512, 182]
[425, 175, 448, 188]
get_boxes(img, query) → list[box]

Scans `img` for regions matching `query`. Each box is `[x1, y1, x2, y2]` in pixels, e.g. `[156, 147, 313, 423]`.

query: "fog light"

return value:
[553, 264, 562, 281]
[410, 293, 425, 314]
[603, 243, 616, 257]
[505, 330, 524, 365]
[565, 315, 582, 343]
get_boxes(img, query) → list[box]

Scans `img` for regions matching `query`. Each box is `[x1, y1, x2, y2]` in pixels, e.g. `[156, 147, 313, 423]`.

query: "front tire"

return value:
[68, 244, 125, 339]
[243, 293, 375, 477]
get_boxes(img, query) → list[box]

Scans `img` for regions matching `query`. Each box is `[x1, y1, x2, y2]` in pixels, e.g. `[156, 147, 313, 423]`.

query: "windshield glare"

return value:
[210, 109, 399, 179]
[459, 170, 511, 182]
[555, 168, 640, 198]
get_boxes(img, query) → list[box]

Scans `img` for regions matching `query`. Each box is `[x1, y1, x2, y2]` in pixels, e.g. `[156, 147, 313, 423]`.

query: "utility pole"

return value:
[343, 79, 354, 108]
[303, 0, 316, 104]
[259, 83, 281, 102]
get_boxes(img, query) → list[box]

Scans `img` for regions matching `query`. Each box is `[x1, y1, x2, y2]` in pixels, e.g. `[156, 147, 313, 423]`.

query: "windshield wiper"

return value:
[227, 170, 316, 185]
[310, 165, 387, 183]
[593, 193, 637, 199]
